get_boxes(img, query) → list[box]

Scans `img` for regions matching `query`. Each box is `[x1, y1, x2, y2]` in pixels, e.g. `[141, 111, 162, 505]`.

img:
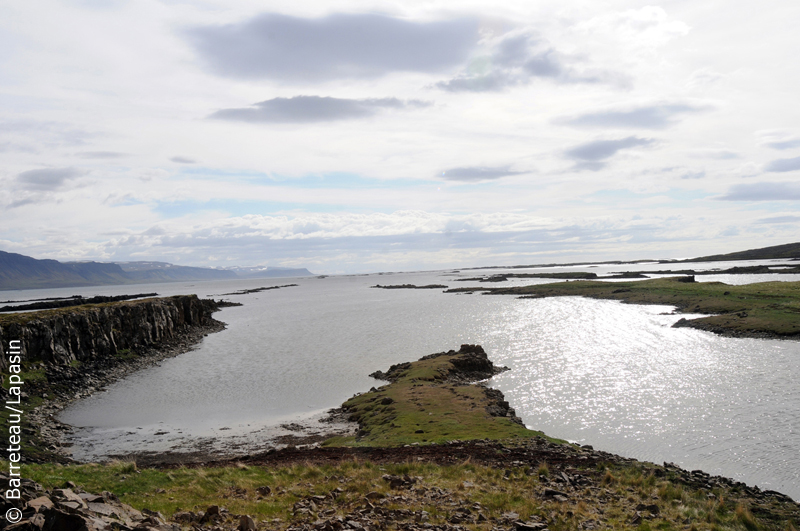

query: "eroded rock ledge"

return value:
[368, 344, 508, 383]
[0, 295, 219, 369]
[0, 295, 226, 462]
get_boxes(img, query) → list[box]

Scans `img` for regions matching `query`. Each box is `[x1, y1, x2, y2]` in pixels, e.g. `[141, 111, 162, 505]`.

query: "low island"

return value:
[447, 276, 800, 339]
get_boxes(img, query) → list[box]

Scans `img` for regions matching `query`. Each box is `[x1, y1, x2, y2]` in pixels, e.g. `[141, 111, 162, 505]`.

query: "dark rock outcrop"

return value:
[371, 345, 507, 383]
[0, 475, 180, 530]
[0, 295, 218, 370]
[0, 295, 224, 462]
[483, 387, 524, 425]
[420, 344, 509, 383]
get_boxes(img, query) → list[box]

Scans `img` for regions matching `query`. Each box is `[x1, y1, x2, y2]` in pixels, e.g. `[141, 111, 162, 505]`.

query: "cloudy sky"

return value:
[2, 0, 800, 273]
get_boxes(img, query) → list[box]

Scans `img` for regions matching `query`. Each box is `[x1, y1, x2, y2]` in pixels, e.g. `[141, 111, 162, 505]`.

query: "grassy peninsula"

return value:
[326, 345, 552, 447]
[447, 277, 800, 339]
[15, 345, 800, 530]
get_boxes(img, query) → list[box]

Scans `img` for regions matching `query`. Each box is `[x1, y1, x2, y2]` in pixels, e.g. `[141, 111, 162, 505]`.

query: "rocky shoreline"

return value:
[0, 293, 160, 313]
[0, 295, 230, 463]
[24, 318, 227, 463]
[0, 294, 360, 466]
[335, 345, 533, 447]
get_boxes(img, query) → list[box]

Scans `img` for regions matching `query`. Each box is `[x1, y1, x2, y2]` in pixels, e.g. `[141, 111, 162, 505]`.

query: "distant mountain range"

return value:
[0, 251, 314, 290]
[3, 241, 799, 291]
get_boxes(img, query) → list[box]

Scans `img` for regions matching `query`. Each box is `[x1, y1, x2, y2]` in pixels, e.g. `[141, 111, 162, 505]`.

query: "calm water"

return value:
[7, 260, 798, 499]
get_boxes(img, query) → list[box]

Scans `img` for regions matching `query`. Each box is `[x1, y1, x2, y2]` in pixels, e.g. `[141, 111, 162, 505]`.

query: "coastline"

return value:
[16, 316, 227, 463]
[445, 276, 800, 340]
[14, 344, 800, 531]
[0, 295, 230, 463]
[37, 339, 800, 508]
[9, 306, 357, 465]
[8, 304, 798, 503]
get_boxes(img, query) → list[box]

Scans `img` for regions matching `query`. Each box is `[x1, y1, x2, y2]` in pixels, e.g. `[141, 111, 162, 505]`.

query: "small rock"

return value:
[171, 511, 196, 524]
[142, 508, 166, 522]
[635, 503, 660, 515]
[27, 496, 54, 512]
[516, 522, 548, 531]
[239, 515, 257, 531]
[542, 488, 569, 501]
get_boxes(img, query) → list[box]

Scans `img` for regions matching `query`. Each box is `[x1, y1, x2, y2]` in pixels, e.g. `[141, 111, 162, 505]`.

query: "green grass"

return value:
[0, 394, 53, 462]
[327, 353, 561, 447]
[0, 295, 182, 326]
[114, 348, 139, 362]
[15, 460, 798, 530]
[1, 363, 49, 462]
[1, 363, 47, 390]
[448, 277, 800, 338]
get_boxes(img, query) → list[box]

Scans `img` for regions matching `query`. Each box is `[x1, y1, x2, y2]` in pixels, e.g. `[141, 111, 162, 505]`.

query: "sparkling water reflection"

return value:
[41, 264, 800, 499]
[483, 297, 800, 497]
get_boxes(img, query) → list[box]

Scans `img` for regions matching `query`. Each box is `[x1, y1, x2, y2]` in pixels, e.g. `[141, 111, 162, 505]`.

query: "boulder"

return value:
[238, 515, 257, 531]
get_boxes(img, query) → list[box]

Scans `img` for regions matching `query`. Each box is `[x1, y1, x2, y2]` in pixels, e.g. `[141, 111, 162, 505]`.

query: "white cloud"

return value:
[435, 29, 629, 92]
[210, 96, 431, 123]
[3, 1, 800, 271]
[556, 102, 710, 129]
[575, 6, 691, 50]
[757, 130, 800, 151]
[185, 13, 480, 81]
[16, 167, 85, 191]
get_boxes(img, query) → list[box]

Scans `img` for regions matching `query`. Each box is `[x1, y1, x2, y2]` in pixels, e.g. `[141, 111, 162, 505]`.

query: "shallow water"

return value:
[13, 260, 796, 499]
[484, 297, 800, 496]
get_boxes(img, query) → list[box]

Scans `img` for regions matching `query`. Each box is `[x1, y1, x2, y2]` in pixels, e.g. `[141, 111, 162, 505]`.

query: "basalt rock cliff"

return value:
[0, 295, 219, 371]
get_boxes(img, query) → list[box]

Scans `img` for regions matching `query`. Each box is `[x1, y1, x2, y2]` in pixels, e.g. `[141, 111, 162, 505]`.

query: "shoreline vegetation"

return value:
[455, 265, 800, 284]
[1, 279, 800, 528]
[8, 342, 800, 530]
[326, 345, 545, 447]
[446, 277, 800, 340]
[452, 241, 800, 272]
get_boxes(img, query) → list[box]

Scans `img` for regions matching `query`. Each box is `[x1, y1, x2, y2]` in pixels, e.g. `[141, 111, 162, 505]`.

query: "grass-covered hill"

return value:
[685, 242, 800, 262]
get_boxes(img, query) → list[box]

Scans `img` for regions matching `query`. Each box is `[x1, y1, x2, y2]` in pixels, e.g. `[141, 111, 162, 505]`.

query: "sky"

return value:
[2, 0, 800, 274]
